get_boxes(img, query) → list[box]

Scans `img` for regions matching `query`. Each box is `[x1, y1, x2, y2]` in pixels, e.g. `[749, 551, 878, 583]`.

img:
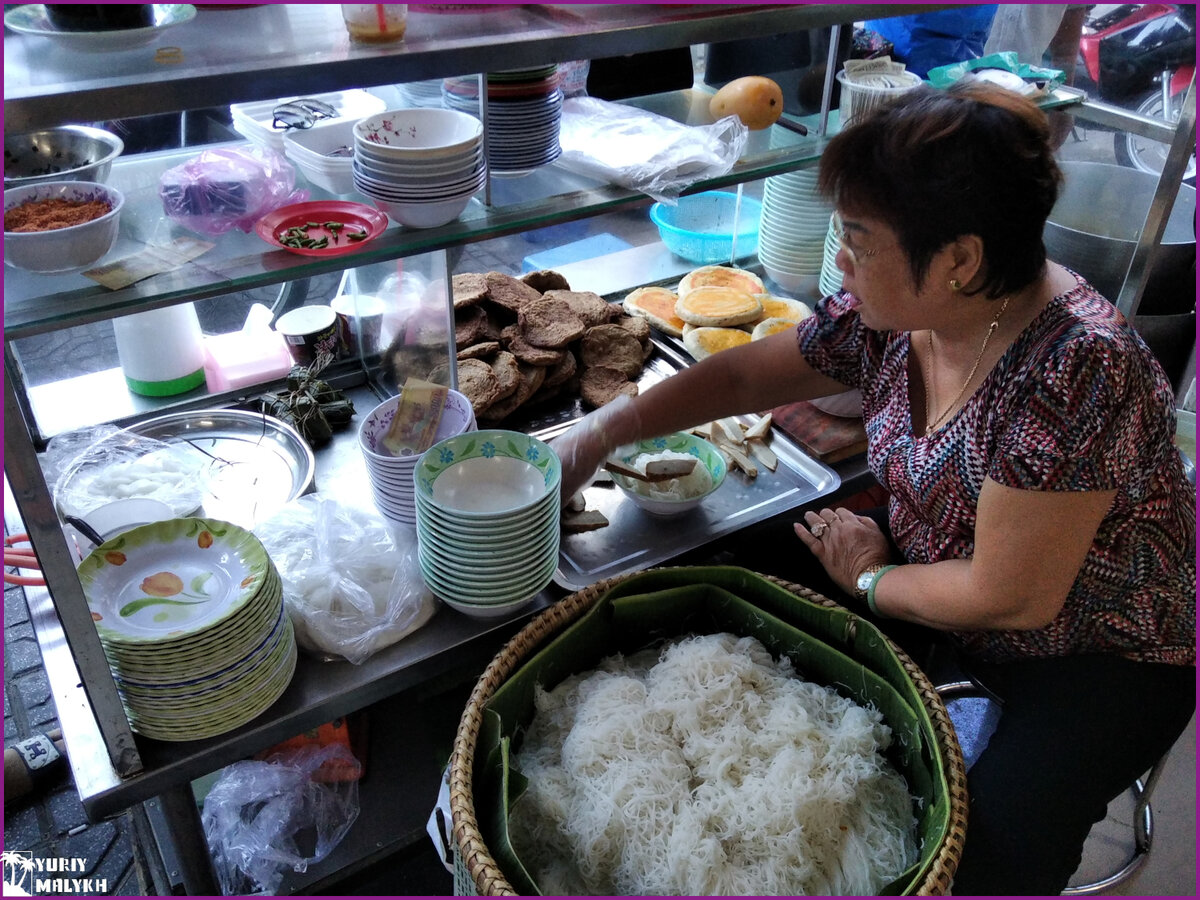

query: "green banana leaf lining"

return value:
[475, 567, 955, 896]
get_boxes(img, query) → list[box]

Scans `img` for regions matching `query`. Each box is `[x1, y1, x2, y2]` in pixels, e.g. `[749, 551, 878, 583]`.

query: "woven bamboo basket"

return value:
[449, 568, 969, 896]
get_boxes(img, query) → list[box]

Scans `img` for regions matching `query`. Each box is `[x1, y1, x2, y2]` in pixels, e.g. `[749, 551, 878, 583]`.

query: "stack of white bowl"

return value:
[283, 118, 356, 195]
[352, 108, 486, 229]
[442, 66, 563, 176]
[413, 429, 561, 618]
[757, 169, 834, 294]
[820, 212, 845, 297]
[358, 389, 476, 525]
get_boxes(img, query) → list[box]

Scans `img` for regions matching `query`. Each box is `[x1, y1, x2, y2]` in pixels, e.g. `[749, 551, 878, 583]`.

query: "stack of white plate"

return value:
[397, 78, 446, 108]
[358, 389, 476, 525]
[412, 430, 561, 618]
[77, 518, 295, 742]
[442, 66, 562, 176]
[820, 212, 846, 297]
[757, 169, 834, 293]
[352, 108, 486, 229]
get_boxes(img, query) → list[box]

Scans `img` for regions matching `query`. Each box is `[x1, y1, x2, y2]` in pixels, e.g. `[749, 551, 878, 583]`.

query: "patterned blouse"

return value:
[796, 271, 1196, 665]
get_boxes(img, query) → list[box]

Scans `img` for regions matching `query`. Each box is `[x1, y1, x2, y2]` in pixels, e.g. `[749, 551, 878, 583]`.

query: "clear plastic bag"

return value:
[47, 425, 211, 520]
[256, 495, 437, 664]
[159, 146, 308, 235]
[556, 96, 748, 204]
[201, 744, 361, 896]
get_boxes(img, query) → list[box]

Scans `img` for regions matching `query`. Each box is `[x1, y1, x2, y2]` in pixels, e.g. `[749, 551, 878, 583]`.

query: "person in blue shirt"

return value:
[866, 7, 999, 78]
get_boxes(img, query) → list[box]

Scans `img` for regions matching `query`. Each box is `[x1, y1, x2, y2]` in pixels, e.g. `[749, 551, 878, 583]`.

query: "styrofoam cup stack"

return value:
[412, 430, 561, 618]
[358, 389, 476, 525]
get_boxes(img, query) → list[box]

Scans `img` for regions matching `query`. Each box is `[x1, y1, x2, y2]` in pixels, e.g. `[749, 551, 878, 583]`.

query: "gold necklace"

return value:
[923, 295, 1010, 432]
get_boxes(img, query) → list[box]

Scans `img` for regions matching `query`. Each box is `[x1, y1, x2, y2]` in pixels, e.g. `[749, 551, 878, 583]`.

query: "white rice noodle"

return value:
[509, 632, 918, 896]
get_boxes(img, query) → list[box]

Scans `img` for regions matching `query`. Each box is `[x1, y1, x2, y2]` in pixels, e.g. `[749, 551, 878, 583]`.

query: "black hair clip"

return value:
[272, 98, 339, 130]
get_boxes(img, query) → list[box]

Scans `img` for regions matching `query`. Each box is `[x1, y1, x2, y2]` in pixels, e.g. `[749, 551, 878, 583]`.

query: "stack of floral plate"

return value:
[358, 388, 476, 525]
[352, 108, 486, 228]
[757, 168, 834, 294]
[442, 66, 563, 176]
[413, 430, 561, 617]
[77, 517, 295, 742]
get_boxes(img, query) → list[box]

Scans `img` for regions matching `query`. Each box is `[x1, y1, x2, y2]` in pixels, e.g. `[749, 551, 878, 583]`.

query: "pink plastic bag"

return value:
[159, 146, 307, 235]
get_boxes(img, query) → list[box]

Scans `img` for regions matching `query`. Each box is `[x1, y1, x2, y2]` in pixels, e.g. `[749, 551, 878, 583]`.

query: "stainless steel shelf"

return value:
[4, 3, 947, 131]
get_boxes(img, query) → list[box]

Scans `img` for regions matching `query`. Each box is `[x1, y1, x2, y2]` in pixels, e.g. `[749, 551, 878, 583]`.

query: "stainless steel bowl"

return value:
[3, 125, 124, 188]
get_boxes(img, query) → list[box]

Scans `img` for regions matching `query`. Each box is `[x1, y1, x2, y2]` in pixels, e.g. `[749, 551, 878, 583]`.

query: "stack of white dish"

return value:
[352, 108, 486, 228]
[820, 212, 846, 297]
[358, 389, 476, 525]
[283, 118, 357, 195]
[76, 517, 295, 742]
[397, 78, 446, 108]
[413, 430, 561, 618]
[442, 66, 562, 176]
[757, 169, 834, 294]
[231, 90, 387, 154]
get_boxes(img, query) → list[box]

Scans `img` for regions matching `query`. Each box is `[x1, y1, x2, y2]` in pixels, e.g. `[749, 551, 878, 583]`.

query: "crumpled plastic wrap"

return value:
[201, 744, 360, 896]
[556, 96, 748, 204]
[47, 425, 210, 520]
[159, 145, 308, 235]
[255, 495, 437, 664]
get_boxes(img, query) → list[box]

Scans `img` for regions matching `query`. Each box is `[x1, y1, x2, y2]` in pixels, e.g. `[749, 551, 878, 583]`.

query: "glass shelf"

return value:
[3, 91, 825, 340]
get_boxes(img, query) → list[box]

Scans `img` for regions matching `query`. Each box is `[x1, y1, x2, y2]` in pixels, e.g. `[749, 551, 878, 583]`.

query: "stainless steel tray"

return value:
[55, 409, 316, 531]
[545, 338, 839, 591]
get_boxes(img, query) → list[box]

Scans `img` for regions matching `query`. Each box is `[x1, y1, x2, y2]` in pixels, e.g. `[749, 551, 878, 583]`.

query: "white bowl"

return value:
[367, 189, 480, 229]
[359, 389, 475, 461]
[432, 456, 546, 514]
[354, 141, 483, 174]
[610, 433, 727, 516]
[352, 163, 486, 199]
[78, 497, 175, 544]
[282, 118, 357, 162]
[4, 180, 124, 272]
[354, 108, 484, 158]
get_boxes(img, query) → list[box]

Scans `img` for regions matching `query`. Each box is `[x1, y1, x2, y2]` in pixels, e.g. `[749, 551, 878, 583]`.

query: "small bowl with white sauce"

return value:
[610, 432, 727, 516]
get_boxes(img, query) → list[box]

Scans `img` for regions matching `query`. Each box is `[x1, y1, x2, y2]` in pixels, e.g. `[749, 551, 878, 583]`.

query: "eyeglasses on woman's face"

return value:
[832, 211, 882, 266]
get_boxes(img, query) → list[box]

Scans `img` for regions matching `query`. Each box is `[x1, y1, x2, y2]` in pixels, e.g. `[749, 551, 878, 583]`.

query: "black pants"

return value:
[682, 513, 1196, 895]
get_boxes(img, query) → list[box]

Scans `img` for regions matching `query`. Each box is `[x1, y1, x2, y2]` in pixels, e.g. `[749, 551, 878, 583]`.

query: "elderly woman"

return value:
[556, 82, 1195, 894]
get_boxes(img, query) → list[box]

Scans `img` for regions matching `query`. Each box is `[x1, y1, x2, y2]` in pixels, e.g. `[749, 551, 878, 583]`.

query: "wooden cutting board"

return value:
[770, 400, 868, 463]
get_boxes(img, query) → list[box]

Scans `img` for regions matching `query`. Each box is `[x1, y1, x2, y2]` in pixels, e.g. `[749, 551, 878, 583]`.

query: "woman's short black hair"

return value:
[818, 81, 1063, 299]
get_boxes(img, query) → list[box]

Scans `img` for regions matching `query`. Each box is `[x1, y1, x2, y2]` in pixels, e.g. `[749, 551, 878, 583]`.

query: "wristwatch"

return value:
[853, 564, 889, 602]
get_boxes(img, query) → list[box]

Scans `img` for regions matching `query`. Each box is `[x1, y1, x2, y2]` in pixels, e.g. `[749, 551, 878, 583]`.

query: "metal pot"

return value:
[1043, 161, 1196, 316]
[4, 125, 124, 188]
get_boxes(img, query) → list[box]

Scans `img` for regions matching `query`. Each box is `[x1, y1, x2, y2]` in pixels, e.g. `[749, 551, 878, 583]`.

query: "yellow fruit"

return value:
[709, 76, 784, 130]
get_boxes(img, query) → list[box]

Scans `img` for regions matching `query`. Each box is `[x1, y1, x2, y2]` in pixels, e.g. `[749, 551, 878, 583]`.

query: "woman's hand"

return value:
[794, 507, 892, 598]
[553, 394, 642, 500]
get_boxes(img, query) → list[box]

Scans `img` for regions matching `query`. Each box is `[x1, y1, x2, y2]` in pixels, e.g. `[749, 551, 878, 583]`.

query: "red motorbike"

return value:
[1075, 3, 1196, 179]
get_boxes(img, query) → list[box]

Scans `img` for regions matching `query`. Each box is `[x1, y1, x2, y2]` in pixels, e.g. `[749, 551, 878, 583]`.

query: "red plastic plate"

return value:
[255, 200, 388, 257]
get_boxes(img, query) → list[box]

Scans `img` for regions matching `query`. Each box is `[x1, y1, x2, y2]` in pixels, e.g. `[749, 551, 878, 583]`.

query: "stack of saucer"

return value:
[358, 389, 476, 525]
[77, 517, 295, 742]
[757, 169, 834, 294]
[413, 430, 561, 617]
[352, 108, 486, 228]
[442, 66, 563, 176]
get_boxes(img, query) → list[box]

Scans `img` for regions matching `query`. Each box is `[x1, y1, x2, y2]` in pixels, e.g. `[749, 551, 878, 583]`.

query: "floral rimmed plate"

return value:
[78, 517, 270, 643]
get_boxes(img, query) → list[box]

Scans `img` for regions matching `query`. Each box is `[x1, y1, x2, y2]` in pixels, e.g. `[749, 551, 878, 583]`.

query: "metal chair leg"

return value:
[934, 680, 1169, 896]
